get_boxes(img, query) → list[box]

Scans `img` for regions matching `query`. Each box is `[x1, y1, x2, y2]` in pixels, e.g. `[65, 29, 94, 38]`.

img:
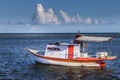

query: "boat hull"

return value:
[32, 54, 100, 67]
[26, 49, 108, 68]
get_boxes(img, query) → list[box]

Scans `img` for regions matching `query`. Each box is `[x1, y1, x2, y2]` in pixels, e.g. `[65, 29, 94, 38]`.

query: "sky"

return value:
[0, 0, 120, 33]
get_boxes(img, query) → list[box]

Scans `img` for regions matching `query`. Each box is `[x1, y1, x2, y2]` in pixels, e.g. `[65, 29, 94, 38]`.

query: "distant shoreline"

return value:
[0, 33, 120, 37]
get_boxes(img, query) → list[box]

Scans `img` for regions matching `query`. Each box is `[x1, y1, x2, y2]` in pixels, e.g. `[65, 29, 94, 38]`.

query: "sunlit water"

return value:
[0, 33, 120, 80]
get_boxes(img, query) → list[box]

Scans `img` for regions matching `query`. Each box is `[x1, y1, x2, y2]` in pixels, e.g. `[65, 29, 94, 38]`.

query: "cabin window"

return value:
[47, 47, 60, 51]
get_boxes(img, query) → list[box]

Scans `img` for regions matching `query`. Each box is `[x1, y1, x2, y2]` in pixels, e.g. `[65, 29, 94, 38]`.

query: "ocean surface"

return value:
[0, 33, 120, 80]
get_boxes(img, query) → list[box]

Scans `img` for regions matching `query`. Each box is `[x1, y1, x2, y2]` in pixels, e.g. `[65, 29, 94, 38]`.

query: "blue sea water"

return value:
[0, 33, 120, 80]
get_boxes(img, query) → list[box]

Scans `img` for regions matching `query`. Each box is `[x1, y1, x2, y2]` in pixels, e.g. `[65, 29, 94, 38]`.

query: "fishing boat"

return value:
[25, 32, 116, 69]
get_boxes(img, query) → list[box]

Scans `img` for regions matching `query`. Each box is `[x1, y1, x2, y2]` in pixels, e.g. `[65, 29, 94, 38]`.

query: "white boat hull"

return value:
[32, 54, 100, 67]
[25, 48, 109, 69]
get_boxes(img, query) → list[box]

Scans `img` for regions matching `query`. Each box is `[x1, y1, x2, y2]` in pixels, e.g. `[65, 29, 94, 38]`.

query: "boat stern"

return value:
[96, 62, 106, 69]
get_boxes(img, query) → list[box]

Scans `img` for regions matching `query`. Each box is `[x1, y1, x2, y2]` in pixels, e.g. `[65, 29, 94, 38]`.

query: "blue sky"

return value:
[0, 0, 120, 33]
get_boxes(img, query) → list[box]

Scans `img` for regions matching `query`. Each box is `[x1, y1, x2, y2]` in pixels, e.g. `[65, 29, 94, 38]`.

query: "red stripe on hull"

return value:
[27, 50, 116, 63]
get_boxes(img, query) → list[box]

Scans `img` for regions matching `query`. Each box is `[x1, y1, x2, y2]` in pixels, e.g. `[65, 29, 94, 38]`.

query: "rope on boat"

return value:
[23, 51, 28, 64]
[23, 48, 34, 64]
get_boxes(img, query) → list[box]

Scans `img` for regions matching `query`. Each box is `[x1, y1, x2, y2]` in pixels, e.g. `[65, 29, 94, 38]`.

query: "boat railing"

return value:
[86, 45, 118, 57]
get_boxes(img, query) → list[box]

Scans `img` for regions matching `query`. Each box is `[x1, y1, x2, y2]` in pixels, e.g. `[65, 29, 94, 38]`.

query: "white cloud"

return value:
[94, 19, 100, 24]
[76, 14, 83, 23]
[59, 10, 72, 23]
[85, 18, 93, 24]
[0, 3, 112, 26]
[59, 10, 84, 24]
[31, 3, 110, 25]
[32, 4, 60, 24]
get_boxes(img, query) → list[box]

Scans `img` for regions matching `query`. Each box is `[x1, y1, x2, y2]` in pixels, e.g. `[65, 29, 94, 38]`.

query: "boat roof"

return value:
[60, 43, 77, 46]
[49, 42, 76, 46]
[76, 35, 114, 42]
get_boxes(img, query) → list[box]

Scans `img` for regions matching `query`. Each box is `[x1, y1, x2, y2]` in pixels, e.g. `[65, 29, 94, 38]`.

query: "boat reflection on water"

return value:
[31, 64, 116, 80]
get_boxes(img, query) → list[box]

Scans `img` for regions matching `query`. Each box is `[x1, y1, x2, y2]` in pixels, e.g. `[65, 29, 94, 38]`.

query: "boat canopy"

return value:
[76, 35, 114, 42]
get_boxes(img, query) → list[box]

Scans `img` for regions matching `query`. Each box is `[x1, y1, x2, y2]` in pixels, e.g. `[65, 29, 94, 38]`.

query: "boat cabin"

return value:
[45, 43, 83, 59]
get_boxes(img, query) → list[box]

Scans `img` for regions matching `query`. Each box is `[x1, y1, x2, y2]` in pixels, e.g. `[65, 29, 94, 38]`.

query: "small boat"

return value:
[25, 32, 116, 69]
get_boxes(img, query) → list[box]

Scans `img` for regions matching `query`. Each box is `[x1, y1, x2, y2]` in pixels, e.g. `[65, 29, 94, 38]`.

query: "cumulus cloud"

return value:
[0, 3, 112, 25]
[59, 10, 83, 24]
[76, 14, 83, 23]
[32, 3, 110, 25]
[94, 19, 100, 24]
[85, 18, 93, 24]
[59, 10, 72, 23]
[32, 4, 60, 24]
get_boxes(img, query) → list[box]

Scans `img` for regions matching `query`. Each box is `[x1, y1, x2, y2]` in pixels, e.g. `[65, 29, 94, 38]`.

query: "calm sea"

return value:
[0, 33, 120, 80]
